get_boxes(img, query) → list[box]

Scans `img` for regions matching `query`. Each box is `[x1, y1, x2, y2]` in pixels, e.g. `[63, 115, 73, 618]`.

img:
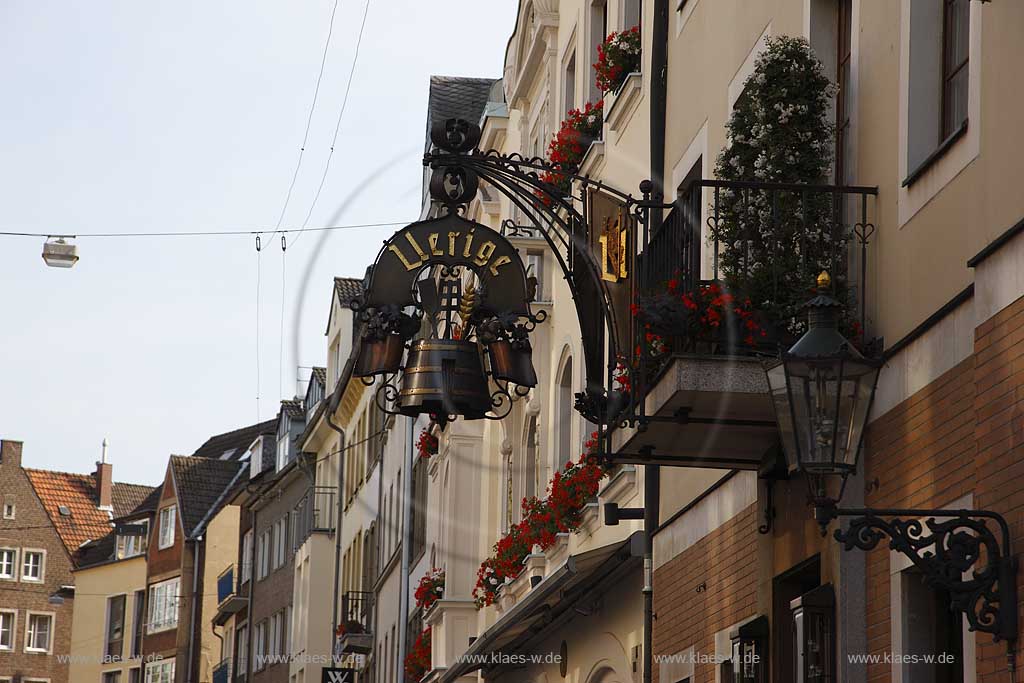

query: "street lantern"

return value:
[42, 236, 79, 268]
[765, 272, 881, 506]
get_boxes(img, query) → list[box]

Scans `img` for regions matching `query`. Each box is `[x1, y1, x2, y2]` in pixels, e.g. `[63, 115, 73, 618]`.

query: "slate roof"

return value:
[169, 456, 246, 539]
[24, 469, 156, 562]
[312, 366, 327, 387]
[334, 277, 363, 306]
[425, 76, 500, 149]
[191, 419, 277, 461]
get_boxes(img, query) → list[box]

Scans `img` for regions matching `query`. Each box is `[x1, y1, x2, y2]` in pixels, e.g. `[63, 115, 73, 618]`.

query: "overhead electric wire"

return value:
[291, 0, 374, 248]
[271, 0, 343, 232]
[0, 220, 406, 239]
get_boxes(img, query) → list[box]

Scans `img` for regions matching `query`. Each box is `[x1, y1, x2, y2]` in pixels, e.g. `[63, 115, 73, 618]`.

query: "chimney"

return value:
[0, 440, 23, 468]
[95, 438, 112, 511]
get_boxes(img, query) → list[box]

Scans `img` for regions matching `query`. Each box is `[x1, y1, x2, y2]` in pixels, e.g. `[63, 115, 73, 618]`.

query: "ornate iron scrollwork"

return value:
[823, 505, 1018, 648]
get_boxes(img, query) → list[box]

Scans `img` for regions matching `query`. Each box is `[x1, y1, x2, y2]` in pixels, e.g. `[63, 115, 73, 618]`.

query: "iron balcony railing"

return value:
[212, 659, 230, 683]
[637, 178, 878, 352]
[293, 486, 337, 548]
[340, 590, 374, 634]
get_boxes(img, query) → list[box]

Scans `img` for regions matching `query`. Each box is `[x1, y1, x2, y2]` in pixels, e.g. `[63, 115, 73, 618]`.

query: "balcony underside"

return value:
[337, 632, 373, 655]
[612, 355, 777, 470]
[213, 596, 247, 626]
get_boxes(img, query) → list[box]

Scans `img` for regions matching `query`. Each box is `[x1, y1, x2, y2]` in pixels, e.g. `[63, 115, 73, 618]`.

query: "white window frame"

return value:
[0, 547, 17, 580]
[21, 548, 45, 583]
[257, 530, 271, 580]
[254, 620, 267, 671]
[144, 658, 175, 683]
[241, 530, 253, 583]
[235, 621, 248, 674]
[117, 519, 149, 559]
[273, 518, 286, 569]
[0, 609, 16, 651]
[268, 612, 279, 659]
[147, 577, 180, 634]
[158, 506, 176, 549]
[24, 611, 54, 654]
[276, 433, 290, 472]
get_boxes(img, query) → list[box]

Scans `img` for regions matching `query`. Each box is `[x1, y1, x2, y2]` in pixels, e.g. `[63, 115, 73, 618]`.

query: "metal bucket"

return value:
[487, 340, 538, 387]
[354, 334, 405, 377]
[398, 339, 491, 419]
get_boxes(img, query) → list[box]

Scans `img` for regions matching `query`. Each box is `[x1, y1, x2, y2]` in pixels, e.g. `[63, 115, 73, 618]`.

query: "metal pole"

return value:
[396, 415, 415, 680]
[643, 464, 661, 683]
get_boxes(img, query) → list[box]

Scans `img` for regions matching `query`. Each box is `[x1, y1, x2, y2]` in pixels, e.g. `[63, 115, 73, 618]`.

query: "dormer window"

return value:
[116, 520, 149, 559]
[276, 431, 290, 472]
[249, 436, 265, 480]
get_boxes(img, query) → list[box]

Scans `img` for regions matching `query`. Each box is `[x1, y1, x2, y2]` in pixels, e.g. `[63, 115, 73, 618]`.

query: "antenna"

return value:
[101, 437, 108, 464]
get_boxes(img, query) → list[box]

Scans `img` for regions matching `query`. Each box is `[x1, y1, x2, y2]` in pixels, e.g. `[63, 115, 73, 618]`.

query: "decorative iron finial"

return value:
[817, 271, 831, 290]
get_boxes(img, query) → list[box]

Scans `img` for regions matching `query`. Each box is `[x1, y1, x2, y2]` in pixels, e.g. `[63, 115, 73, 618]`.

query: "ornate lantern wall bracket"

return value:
[765, 273, 1020, 667]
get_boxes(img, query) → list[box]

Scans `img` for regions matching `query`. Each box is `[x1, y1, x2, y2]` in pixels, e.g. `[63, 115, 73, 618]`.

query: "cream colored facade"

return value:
[69, 555, 148, 683]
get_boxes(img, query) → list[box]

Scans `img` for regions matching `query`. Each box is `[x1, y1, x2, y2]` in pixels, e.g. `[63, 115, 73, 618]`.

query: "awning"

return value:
[439, 532, 643, 683]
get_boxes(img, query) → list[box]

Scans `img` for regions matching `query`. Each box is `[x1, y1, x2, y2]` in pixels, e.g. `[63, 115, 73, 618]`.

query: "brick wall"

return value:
[652, 504, 759, 683]
[0, 440, 75, 683]
[863, 293, 1024, 683]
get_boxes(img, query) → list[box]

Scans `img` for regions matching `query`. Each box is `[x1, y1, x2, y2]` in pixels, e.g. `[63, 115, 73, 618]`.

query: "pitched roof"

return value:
[312, 366, 327, 387]
[24, 469, 156, 561]
[191, 419, 276, 461]
[169, 456, 246, 538]
[334, 277, 363, 306]
[280, 398, 304, 421]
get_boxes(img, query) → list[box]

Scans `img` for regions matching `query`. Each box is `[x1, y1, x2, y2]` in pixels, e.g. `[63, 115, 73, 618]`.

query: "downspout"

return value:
[247, 506, 258, 677]
[646, 5, 669, 683]
[649, 0, 670, 231]
[643, 466, 660, 683]
[186, 536, 204, 683]
[396, 416, 415, 681]
[326, 358, 354, 654]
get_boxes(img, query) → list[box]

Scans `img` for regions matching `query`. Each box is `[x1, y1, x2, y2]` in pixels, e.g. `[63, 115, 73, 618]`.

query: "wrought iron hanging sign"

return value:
[352, 189, 544, 425]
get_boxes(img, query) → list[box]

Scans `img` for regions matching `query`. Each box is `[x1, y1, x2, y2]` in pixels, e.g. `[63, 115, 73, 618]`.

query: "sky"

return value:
[0, 0, 518, 485]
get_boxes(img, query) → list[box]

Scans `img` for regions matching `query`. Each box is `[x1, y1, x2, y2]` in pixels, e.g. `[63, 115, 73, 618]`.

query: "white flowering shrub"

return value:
[712, 36, 852, 339]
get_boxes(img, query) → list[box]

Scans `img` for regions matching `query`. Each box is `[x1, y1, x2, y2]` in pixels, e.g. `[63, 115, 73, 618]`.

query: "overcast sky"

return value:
[0, 0, 517, 485]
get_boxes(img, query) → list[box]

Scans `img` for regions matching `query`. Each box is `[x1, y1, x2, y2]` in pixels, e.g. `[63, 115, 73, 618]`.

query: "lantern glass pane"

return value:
[787, 359, 840, 472]
[835, 361, 878, 470]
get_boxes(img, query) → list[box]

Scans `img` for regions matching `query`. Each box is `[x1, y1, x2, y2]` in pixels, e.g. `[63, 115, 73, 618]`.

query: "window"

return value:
[129, 670, 141, 683]
[941, 0, 969, 139]
[25, 612, 53, 653]
[117, 520, 149, 559]
[588, 0, 609, 101]
[268, 613, 279, 659]
[241, 529, 253, 582]
[0, 610, 15, 650]
[158, 506, 176, 549]
[131, 590, 145, 657]
[564, 53, 576, 114]
[276, 432, 290, 472]
[906, 0, 970, 177]
[22, 549, 44, 582]
[902, 568, 964, 683]
[254, 620, 267, 670]
[0, 548, 16, 579]
[2, 495, 14, 519]
[835, 0, 853, 186]
[411, 456, 428, 562]
[256, 530, 270, 580]
[235, 622, 248, 675]
[105, 594, 126, 658]
[273, 517, 287, 569]
[145, 659, 175, 683]
[557, 357, 574, 470]
[147, 578, 180, 633]
[103, 672, 122, 683]
[526, 252, 545, 302]
[624, 0, 641, 31]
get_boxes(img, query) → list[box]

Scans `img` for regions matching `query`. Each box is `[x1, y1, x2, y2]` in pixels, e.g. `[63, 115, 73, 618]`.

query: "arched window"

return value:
[524, 416, 539, 501]
[557, 357, 574, 470]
